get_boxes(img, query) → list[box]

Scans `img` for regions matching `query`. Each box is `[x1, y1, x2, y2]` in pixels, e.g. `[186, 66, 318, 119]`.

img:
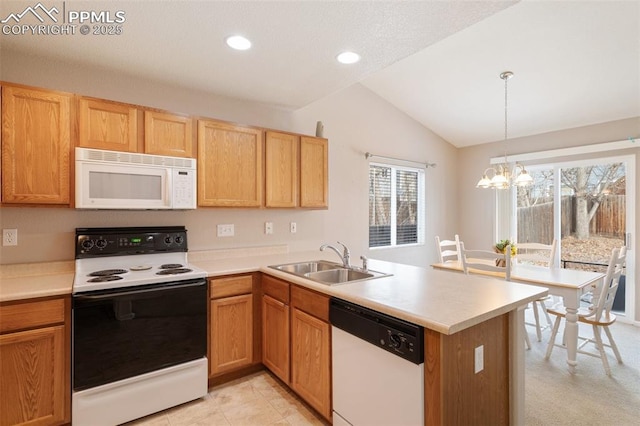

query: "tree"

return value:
[561, 163, 624, 239]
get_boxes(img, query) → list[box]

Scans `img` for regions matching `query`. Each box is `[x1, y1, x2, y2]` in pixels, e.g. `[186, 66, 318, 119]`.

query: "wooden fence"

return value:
[517, 195, 625, 243]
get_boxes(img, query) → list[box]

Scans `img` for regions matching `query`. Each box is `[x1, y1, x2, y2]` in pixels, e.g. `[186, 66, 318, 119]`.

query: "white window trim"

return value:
[369, 162, 426, 249]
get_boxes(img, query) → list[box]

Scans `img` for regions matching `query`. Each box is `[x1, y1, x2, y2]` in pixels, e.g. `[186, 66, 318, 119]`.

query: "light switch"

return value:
[265, 222, 274, 235]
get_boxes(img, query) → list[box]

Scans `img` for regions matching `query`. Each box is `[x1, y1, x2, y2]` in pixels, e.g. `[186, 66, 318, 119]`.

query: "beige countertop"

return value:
[1, 250, 547, 335]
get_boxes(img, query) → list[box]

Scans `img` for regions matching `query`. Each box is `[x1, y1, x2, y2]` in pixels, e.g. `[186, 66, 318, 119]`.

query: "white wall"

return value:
[0, 50, 458, 266]
[291, 84, 458, 266]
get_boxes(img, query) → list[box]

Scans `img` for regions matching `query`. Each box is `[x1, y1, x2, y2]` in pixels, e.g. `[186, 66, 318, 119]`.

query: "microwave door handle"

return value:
[74, 280, 205, 301]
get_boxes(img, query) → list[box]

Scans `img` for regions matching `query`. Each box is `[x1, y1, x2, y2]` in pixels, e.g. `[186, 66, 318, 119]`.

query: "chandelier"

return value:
[476, 71, 533, 189]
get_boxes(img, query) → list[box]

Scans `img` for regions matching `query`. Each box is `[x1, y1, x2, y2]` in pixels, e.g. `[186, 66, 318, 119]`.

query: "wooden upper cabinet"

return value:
[197, 120, 263, 207]
[1, 85, 71, 205]
[300, 136, 328, 208]
[144, 111, 194, 158]
[78, 97, 140, 152]
[265, 131, 299, 208]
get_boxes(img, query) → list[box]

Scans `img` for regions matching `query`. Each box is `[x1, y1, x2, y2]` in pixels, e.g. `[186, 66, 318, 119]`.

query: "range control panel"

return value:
[76, 226, 188, 258]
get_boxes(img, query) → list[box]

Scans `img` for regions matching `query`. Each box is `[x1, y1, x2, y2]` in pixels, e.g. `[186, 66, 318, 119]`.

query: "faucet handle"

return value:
[336, 241, 350, 255]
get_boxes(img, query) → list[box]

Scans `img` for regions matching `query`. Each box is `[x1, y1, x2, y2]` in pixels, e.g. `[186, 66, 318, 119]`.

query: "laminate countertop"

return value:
[1, 250, 546, 335]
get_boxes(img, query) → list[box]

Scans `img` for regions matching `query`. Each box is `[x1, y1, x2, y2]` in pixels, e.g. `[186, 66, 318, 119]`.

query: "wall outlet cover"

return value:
[3, 229, 18, 246]
[217, 224, 234, 237]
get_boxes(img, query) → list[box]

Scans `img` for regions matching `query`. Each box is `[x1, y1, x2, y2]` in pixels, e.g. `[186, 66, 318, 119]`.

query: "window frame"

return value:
[368, 161, 426, 249]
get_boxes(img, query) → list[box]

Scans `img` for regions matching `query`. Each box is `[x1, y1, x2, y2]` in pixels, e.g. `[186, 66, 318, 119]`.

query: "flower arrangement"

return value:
[494, 239, 517, 257]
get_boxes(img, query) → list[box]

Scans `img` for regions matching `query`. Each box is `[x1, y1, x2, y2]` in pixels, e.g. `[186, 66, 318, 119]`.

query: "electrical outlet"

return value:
[217, 224, 234, 237]
[265, 222, 274, 235]
[3, 229, 18, 246]
[474, 345, 484, 374]
[290, 222, 297, 233]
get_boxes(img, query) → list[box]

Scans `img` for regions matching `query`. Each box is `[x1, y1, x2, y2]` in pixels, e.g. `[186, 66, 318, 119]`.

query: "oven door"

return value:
[72, 278, 207, 391]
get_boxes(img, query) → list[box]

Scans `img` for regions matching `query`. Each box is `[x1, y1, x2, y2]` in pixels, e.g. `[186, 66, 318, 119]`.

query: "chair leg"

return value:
[532, 301, 543, 341]
[540, 302, 553, 328]
[545, 315, 562, 360]
[592, 325, 611, 376]
[603, 325, 623, 363]
[524, 324, 531, 350]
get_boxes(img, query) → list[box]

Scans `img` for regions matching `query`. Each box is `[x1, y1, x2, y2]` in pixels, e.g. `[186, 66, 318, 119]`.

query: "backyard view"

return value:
[517, 161, 626, 272]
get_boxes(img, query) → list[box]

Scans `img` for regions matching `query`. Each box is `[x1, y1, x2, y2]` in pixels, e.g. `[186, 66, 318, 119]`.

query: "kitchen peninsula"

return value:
[1, 249, 546, 426]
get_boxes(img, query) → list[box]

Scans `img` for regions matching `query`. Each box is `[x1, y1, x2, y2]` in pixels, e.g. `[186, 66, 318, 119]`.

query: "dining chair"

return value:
[516, 240, 557, 342]
[435, 234, 461, 263]
[545, 246, 627, 375]
[460, 242, 532, 350]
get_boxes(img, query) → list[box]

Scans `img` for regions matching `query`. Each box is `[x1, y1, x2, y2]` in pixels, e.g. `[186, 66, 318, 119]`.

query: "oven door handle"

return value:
[74, 280, 206, 301]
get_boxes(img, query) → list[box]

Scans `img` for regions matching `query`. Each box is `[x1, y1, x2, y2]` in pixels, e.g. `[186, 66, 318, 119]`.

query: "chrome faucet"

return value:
[320, 241, 351, 268]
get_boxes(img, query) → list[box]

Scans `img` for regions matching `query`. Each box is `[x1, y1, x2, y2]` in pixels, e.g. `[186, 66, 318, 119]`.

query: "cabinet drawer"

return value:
[210, 275, 253, 299]
[0, 297, 66, 334]
[291, 285, 329, 322]
[262, 275, 290, 304]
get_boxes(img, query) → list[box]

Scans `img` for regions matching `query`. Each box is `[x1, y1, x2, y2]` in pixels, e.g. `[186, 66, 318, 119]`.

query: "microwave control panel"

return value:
[172, 168, 196, 209]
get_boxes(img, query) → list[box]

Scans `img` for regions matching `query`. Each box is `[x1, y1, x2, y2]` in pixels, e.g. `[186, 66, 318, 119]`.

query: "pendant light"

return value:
[476, 71, 533, 189]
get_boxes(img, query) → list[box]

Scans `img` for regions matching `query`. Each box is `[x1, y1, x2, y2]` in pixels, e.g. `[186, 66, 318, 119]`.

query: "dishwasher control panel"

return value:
[379, 327, 419, 359]
[330, 297, 424, 364]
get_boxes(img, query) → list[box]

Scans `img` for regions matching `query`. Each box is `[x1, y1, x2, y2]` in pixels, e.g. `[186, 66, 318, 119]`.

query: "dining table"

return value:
[432, 260, 605, 374]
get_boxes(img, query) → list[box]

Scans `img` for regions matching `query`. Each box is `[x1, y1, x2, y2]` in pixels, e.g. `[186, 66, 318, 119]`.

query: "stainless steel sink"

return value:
[271, 260, 343, 275]
[305, 268, 374, 283]
[269, 260, 391, 285]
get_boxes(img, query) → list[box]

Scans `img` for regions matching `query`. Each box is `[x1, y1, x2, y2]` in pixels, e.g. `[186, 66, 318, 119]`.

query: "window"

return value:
[369, 163, 425, 248]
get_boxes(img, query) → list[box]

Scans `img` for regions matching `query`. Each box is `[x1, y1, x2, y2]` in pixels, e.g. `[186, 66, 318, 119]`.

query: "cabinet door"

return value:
[262, 294, 290, 383]
[1, 85, 71, 204]
[0, 325, 68, 426]
[197, 120, 263, 207]
[300, 136, 328, 208]
[291, 308, 331, 419]
[265, 131, 298, 208]
[144, 111, 193, 158]
[210, 294, 253, 375]
[78, 98, 140, 152]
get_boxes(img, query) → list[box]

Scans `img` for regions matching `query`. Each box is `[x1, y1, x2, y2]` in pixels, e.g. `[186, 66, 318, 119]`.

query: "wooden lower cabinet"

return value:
[261, 275, 290, 383]
[210, 294, 253, 375]
[0, 296, 70, 426]
[290, 285, 331, 421]
[209, 275, 256, 377]
[291, 307, 331, 420]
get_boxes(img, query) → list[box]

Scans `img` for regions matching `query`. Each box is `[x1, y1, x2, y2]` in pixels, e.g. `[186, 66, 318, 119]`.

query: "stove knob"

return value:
[81, 239, 94, 250]
[175, 235, 184, 245]
[389, 334, 402, 349]
[95, 239, 108, 249]
[164, 236, 173, 245]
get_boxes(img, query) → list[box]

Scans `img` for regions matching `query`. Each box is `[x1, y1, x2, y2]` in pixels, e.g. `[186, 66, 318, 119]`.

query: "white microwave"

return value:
[75, 147, 197, 210]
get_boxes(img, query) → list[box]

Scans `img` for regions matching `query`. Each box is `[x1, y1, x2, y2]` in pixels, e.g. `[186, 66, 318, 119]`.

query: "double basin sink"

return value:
[269, 260, 391, 285]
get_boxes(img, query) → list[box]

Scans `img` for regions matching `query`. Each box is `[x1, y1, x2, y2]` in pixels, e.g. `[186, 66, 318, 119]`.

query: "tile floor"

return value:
[127, 371, 328, 426]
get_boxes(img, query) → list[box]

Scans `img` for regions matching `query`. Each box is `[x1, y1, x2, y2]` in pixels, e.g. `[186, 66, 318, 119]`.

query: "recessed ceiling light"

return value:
[336, 51, 360, 64]
[226, 35, 252, 51]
